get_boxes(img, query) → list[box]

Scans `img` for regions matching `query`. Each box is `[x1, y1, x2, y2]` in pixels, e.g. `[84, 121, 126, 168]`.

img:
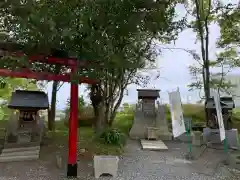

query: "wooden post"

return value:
[67, 66, 79, 178]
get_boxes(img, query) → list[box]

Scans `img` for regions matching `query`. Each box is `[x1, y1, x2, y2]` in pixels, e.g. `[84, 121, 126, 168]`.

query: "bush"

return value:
[99, 128, 126, 146]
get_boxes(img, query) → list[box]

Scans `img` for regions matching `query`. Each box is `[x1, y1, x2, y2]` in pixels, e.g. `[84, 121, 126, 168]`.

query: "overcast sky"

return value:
[46, 1, 240, 110]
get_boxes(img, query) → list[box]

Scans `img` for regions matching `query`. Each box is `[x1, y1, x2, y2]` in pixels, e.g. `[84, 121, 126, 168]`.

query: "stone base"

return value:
[203, 128, 239, 149]
[175, 132, 194, 142]
[129, 125, 147, 140]
[224, 152, 240, 170]
[141, 140, 168, 150]
[94, 156, 119, 178]
[192, 131, 203, 146]
[158, 132, 173, 141]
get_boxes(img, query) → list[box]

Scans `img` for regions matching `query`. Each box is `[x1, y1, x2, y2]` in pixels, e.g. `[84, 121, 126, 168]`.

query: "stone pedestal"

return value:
[156, 103, 172, 141]
[175, 132, 194, 142]
[203, 128, 239, 149]
[94, 156, 119, 178]
[129, 103, 155, 139]
[192, 131, 203, 146]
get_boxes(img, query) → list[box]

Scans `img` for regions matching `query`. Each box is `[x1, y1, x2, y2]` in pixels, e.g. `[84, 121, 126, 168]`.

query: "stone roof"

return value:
[8, 90, 49, 110]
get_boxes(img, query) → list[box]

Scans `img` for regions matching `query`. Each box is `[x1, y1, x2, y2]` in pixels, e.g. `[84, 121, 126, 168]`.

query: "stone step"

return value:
[0, 154, 39, 162]
[4, 142, 40, 149]
[2, 146, 40, 153]
[1, 149, 40, 157]
[141, 139, 168, 150]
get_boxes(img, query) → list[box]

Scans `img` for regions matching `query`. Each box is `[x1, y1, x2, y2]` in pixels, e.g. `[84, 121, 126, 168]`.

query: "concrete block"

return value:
[94, 155, 119, 178]
[203, 128, 240, 149]
[2, 146, 40, 153]
[0, 149, 39, 157]
[175, 132, 194, 142]
[141, 139, 168, 150]
[158, 132, 173, 141]
[0, 154, 39, 162]
[192, 131, 203, 146]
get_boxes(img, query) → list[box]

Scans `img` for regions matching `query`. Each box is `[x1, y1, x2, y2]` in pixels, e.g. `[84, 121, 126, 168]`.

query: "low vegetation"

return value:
[0, 103, 240, 157]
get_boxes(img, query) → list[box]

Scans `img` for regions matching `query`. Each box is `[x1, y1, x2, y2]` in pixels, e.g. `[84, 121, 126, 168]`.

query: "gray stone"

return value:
[129, 103, 155, 139]
[175, 132, 194, 142]
[56, 153, 63, 169]
[93, 155, 119, 178]
[203, 128, 240, 149]
[158, 133, 173, 141]
[0, 146, 40, 162]
[156, 103, 173, 141]
[192, 131, 204, 146]
[0, 154, 39, 162]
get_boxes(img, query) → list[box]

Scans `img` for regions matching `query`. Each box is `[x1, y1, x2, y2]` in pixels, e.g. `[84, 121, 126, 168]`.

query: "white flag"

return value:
[212, 90, 226, 141]
[168, 90, 186, 138]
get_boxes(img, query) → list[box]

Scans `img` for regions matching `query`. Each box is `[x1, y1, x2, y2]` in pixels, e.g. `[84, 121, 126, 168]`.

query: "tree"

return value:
[0, 0, 186, 133]
[184, 1, 239, 98]
[217, 3, 240, 49]
[0, 77, 38, 120]
[64, 95, 86, 120]
[184, 0, 218, 100]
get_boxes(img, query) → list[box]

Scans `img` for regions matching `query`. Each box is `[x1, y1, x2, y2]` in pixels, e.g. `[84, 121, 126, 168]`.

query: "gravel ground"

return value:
[0, 140, 239, 180]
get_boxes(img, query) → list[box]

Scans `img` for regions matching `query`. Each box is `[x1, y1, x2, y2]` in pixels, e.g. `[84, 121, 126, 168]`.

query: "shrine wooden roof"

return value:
[137, 89, 160, 99]
[8, 90, 49, 110]
[205, 97, 235, 109]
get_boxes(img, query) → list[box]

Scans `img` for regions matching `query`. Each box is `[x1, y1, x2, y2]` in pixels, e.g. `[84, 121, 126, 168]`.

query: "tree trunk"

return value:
[94, 102, 106, 135]
[48, 81, 58, 131]
[108, 88, 125, 126]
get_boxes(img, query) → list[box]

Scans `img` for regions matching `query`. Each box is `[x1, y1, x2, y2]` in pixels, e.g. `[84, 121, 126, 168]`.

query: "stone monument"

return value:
[129, 89, 172, 140]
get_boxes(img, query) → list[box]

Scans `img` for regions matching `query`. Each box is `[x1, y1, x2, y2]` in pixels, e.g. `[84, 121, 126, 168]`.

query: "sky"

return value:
[46, 2, 240, 110]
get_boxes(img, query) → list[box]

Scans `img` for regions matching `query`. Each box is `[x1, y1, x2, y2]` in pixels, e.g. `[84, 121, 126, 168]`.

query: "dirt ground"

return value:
[0, 140, 240, 180]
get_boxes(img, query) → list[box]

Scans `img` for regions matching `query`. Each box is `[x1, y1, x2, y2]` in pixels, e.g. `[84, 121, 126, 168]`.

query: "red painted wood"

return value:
[68, 66, 79, 164]
[0, 69, 96, 84]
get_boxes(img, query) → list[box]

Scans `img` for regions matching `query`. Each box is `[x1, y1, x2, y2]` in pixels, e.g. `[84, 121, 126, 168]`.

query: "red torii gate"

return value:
[0, 42, 97, 178]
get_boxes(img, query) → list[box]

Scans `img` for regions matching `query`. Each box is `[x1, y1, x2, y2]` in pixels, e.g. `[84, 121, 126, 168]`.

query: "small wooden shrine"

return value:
[137, 89, 160, 115]
[205, 96, 235, 130]
[5, 90, 49, 146]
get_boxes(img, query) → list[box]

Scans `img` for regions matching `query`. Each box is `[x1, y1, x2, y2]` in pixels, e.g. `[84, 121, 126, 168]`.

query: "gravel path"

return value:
[0, 140, 239, 180]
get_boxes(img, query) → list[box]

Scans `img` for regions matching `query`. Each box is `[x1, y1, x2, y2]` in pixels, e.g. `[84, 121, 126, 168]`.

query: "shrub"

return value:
[99, 128, 126, 146]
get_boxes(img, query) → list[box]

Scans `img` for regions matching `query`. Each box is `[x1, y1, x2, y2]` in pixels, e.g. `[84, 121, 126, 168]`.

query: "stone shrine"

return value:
[203, 97, 239, 149]
[0, 90, 48, 162]
[129, 89, 172, 140]
[5, 90, 48, 146]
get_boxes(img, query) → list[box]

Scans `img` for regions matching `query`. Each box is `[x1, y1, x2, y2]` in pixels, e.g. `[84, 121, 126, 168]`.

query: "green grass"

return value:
[49, 111, 134, 156]
[113, 112, 134, 134]
[49, 125, 124, 155]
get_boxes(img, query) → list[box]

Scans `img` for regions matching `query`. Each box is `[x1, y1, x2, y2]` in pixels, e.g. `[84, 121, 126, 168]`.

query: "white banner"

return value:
[212, 90, 226, 141]
[168, 89, 186, 138]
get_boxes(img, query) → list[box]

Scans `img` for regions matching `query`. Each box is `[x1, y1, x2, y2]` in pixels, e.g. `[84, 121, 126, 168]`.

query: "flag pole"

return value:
[224, 138, 228, 153]
[177, 88, 193, 159]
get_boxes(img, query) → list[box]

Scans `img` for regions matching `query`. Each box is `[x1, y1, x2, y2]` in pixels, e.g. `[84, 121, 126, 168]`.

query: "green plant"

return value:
[99, 128, 126, 146]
